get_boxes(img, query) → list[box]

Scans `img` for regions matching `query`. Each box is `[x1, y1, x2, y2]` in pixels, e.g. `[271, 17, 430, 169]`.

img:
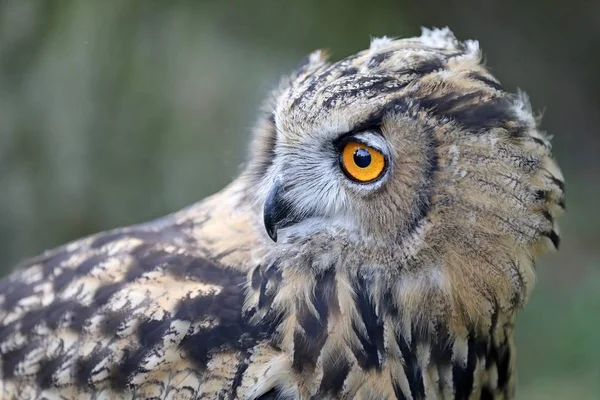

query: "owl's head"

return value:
[244, 28, 564, 320]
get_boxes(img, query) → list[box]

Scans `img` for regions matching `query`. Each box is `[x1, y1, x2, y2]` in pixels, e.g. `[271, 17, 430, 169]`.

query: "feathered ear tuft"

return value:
[369, 36, 395, 54]
[292, 49, 329, 79]
[419, 27, 459, 48]
[420, 27, 480, 60]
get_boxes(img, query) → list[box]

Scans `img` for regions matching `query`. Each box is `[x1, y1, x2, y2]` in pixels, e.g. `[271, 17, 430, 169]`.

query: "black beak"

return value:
[263, 182, 296, 242]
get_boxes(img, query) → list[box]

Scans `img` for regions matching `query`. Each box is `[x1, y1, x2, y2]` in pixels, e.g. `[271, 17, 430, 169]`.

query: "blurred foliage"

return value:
[0, 0, 598, 397]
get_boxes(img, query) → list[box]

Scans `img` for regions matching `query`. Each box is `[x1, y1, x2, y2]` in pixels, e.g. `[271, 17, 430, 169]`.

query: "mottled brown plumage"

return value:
[0, 28, 564, 399]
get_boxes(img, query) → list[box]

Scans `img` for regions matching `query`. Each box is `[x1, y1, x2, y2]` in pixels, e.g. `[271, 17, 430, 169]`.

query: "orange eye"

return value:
[340, 141, 386, 183]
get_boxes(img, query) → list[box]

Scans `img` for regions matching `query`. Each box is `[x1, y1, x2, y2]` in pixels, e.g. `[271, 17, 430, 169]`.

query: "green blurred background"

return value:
[0, 1, 597, 398]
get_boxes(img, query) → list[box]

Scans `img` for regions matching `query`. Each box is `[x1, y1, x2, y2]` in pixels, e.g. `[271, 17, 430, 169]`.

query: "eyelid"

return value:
[334, 130, 385, 153]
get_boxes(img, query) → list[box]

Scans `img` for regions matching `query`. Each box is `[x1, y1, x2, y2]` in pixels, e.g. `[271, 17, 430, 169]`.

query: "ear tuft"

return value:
[293, 49, 329, 78]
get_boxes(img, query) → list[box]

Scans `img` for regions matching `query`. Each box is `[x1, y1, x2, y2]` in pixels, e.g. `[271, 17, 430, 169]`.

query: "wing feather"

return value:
[0, 204, 264, 399]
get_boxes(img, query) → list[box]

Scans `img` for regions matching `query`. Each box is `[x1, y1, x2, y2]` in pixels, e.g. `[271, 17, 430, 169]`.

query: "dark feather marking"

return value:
[75, 357, 96, 388]
[1, 342, 37, 379]
[48, 246, 172, 321]
[468, 72, 504, 91]
[247, 307, 286, 350]
[173, 260, 280, 361]
[92, 283, 123, 307]
[549, 176, 565, 192]
[111, 346, 151, 390]
[541, 210, 554, 224]
[179, 323, 244, 370]
[257, 388, 294, 400]
[105, 317, 172, 389]
[321, 76, 408, 109]
[379, 288, 399, 317]
[257, 263, 281, 311]
[137, 317, 170, 349]
[533, 189, 549, 202]
[453, 335, 487, 400]
[37, 248, 77, 278]
[489, 339, 511, 390]
[51, 268, 79, 293]
[430, 325, 453, 365]
[256, 389, 277, 400]
[168, 254, 247, 288]
[544, 230, 560, 249]
[395, 58, 445, 76]
[350, 275, 384, 371]
[176, 289, 234, 322]
[2, 299, 92, 333]
[368, 50, 394, 67]
[559, 197, 566, 209]
[100, 310, 130, 335]
[230, 350, 251, 399]
[417, 91, 522, 135]
[251, 265, 262, 290]
[0, 279, 35, 311]
[51, 253, 109, 293]
[75, 348, 110, 388]
[126, 245, 175, 280]
[44, 301, 86, 330]
[338, 66, 359, 77]
[379, 290, 418, 400]
[75, 253, 109, 275]
[174, 264, 272, 370]
[430, 325, 454, 394]
[69, 306, 97, 333]
[36, 355, 64, 388]
[0, 300, 68, 339]
[175, 272, 245, 322]
[258, 278, 272, 310]
[397, 331, 425, 400]
[381, 290, 412, 400]
[292, 268, 336, 372]
[481, 387, 495, 400]
[392, 381, 409, 400]
[291, 66, 333, 109]
[487, 306, 500, 366]
[353, 96, 411, 133]
[316, 357, 351, 397]
[530, 137, 549, 148]
[452, 352, 474, 399]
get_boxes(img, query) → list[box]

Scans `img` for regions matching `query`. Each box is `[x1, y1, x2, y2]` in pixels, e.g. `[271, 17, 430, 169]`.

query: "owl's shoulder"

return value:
[0, 184, 270, 398]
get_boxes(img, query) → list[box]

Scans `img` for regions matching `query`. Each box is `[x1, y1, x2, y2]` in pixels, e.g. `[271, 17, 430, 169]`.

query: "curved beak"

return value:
[263, 182, 299, 242]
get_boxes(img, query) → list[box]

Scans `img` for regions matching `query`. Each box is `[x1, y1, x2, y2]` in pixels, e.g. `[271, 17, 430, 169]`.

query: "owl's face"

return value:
[261, 99, 434, 244]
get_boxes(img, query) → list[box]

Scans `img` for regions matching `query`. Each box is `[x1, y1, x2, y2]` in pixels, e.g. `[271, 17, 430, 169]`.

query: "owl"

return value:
[0, 28, 564, 400]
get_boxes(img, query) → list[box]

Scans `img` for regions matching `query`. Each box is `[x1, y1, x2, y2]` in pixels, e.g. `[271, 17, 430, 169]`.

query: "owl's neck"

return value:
[244, 241, 518, 398]
[177, 179, 520, 397]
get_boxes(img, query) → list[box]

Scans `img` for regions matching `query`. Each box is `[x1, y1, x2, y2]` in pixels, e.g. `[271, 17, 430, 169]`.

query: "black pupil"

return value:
[353, 148, 371, 168]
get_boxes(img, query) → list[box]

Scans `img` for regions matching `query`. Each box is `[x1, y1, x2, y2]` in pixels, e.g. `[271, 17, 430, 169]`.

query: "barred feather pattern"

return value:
[0, 28, 563, 399]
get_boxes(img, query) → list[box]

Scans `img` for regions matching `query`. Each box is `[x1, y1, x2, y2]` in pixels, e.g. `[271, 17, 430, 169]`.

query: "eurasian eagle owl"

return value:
[0, 28, 564, 399]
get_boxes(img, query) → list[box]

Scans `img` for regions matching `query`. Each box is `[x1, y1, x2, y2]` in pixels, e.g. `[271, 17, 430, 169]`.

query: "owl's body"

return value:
[0, 28, 564, 399]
